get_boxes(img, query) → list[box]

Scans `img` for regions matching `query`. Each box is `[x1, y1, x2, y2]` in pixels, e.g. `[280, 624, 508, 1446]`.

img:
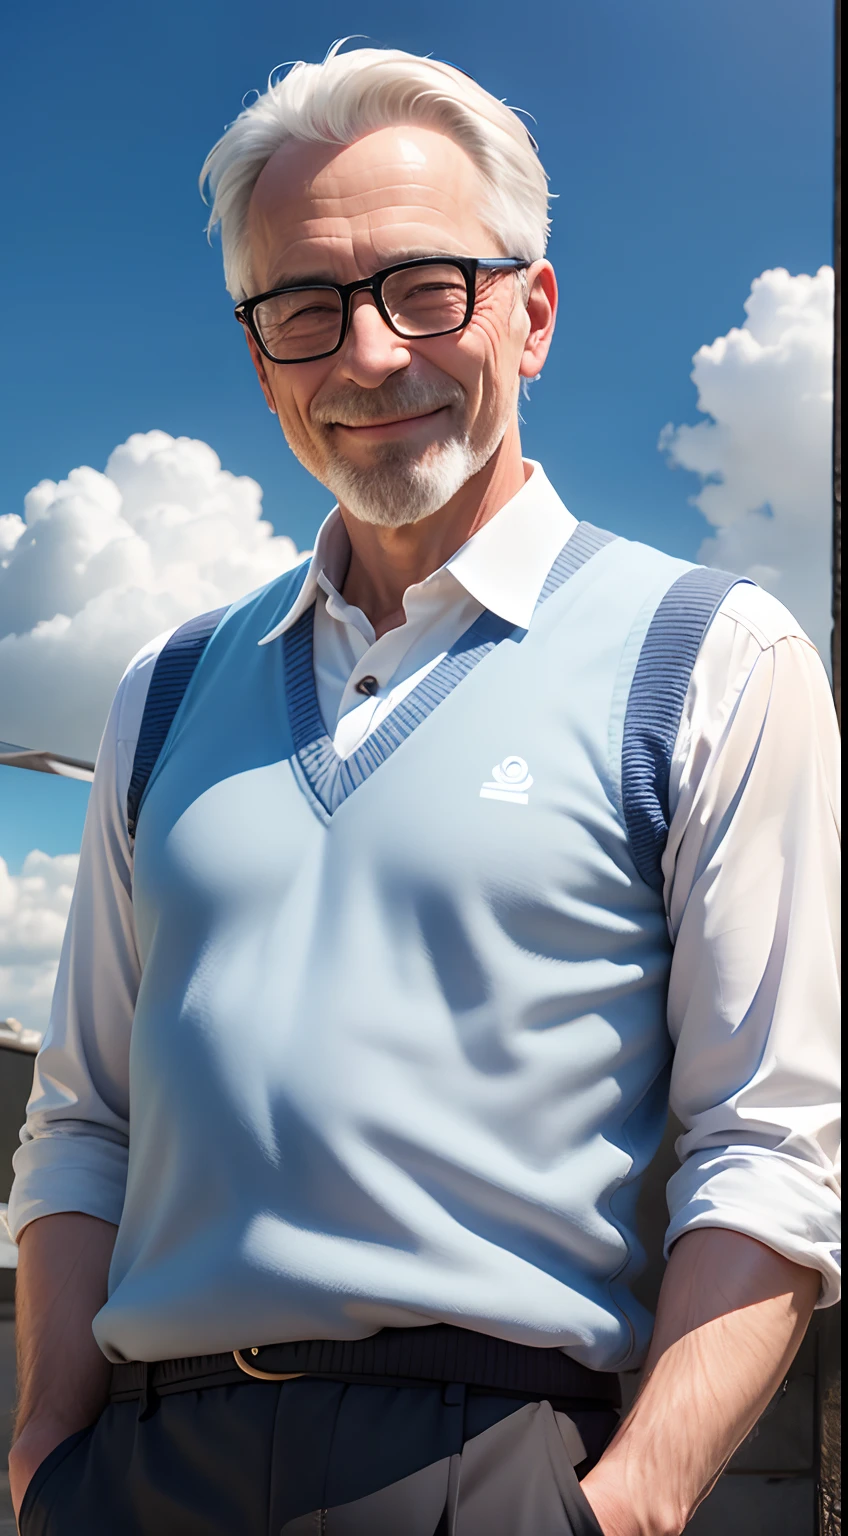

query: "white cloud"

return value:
[0, 851, 78, 1032]
[659, 266, 834, 658]
[0, 431, 304, 760]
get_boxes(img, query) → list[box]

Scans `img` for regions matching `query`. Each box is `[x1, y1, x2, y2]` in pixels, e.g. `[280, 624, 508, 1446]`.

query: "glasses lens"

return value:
[253, 287, 343, 361]
[381, 263, 469, 337]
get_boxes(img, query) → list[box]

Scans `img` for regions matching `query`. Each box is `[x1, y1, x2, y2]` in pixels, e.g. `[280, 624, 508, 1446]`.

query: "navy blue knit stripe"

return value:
[127, 606, 228, 838]
[622, 568, 747, 891]
[285, 523, 615, 816]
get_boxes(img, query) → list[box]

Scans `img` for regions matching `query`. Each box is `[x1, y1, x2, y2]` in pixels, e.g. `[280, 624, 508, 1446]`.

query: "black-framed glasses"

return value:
[234, 256, 530, 364]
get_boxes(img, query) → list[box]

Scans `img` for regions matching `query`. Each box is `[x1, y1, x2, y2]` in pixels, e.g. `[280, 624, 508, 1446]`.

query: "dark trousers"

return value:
[19, 1376, 615, 1535]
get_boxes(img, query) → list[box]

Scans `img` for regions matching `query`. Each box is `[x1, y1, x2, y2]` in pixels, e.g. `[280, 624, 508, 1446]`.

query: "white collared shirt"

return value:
[9, 461, 841, 1306]
[260, 464, 577, 761]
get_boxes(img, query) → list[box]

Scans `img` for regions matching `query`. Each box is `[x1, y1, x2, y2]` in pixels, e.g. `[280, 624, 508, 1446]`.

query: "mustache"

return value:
[310, 375, 465, 428]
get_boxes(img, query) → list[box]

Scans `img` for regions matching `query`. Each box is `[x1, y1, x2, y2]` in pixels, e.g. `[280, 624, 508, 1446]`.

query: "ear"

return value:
[243, 328, 278, 414]
[518, 260, 558, 380]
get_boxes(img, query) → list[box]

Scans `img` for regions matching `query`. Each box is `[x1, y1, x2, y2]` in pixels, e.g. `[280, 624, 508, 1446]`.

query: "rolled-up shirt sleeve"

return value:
[6, 635, 168, 1241]
[663, 588, 841, 1303]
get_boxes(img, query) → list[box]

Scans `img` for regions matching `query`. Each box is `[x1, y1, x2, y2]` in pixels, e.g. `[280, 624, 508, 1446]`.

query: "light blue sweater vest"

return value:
[96, 527, 740, 1370]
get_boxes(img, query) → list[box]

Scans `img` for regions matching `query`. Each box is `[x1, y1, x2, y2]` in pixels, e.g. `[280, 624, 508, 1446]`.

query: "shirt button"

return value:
[355, 675, 379, 697]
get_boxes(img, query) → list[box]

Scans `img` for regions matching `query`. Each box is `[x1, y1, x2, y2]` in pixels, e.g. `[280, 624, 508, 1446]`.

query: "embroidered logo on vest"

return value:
[479, 756, 534, 805]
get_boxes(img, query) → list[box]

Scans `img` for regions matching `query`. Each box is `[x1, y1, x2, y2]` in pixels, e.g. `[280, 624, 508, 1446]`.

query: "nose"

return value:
[337, 291, 411, 386]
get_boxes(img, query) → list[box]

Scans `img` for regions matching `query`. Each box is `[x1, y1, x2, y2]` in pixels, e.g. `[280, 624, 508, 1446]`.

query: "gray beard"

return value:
[319, 435, 489, 528]
[309, 374, 503, 528]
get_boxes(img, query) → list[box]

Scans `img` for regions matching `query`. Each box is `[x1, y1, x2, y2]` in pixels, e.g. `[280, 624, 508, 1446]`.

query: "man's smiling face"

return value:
[243, 125, 542, 527]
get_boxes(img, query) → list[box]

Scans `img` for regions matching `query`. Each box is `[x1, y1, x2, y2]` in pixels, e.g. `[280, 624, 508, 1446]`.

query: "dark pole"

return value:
[833, 0, 842, 725]
[817, 12, 841, 1533]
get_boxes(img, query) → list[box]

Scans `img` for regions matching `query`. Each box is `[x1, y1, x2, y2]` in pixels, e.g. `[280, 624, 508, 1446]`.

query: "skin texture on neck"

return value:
[242, 124, 557, 635]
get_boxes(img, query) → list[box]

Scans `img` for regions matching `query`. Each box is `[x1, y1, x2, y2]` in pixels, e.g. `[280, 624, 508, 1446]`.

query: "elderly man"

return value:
[8, 45, 840, 1536]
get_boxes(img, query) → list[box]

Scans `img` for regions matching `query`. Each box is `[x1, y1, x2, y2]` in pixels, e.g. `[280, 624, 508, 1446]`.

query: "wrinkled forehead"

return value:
[246, 125, 499, 291]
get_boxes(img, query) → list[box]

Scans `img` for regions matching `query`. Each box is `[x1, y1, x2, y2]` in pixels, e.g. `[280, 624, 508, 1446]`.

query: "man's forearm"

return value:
[9, 1212, 118, 1517]
[580, 1228, 821, 1536]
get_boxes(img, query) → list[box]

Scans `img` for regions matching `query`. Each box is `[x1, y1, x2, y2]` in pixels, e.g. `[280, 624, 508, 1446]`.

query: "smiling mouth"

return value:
[330, 406, 449, 432]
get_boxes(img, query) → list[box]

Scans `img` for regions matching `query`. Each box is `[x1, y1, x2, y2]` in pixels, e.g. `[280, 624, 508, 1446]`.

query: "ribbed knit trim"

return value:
[621, 567, 747, 891]
[535, 523, 616, 607]
[127, 606, 228, 839]
[285, 522, 616, 816]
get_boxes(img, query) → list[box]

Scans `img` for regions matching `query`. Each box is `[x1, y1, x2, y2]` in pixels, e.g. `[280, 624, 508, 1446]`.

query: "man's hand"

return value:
[10, 1212, 117, 1522]
[8, 1417, 86, 1522]
[577, 1228, 821, 1536]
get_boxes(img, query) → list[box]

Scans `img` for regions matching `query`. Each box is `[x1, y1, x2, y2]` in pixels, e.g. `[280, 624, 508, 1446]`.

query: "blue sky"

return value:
[0, 0, 835, 872]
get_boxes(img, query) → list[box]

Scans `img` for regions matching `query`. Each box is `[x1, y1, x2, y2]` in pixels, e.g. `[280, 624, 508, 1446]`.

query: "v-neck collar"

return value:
[283, 522, 615, 820]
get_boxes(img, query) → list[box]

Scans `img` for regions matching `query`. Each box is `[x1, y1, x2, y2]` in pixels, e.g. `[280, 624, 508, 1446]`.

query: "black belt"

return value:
[111, 1323, 621, 1407]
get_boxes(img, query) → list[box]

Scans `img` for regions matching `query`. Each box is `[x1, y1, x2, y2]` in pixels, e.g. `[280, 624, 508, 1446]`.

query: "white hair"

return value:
[199, 44, 551, 300]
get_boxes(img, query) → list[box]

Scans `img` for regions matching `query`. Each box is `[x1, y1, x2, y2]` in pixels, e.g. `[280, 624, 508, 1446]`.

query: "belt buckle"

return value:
[232, 1348, 305, 1382]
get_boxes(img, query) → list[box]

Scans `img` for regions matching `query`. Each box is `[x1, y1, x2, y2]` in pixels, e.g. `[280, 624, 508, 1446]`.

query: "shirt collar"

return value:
[259, 461, 577, 645]
[258, 508, 351, 646]
[443, 462, 576, 629]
